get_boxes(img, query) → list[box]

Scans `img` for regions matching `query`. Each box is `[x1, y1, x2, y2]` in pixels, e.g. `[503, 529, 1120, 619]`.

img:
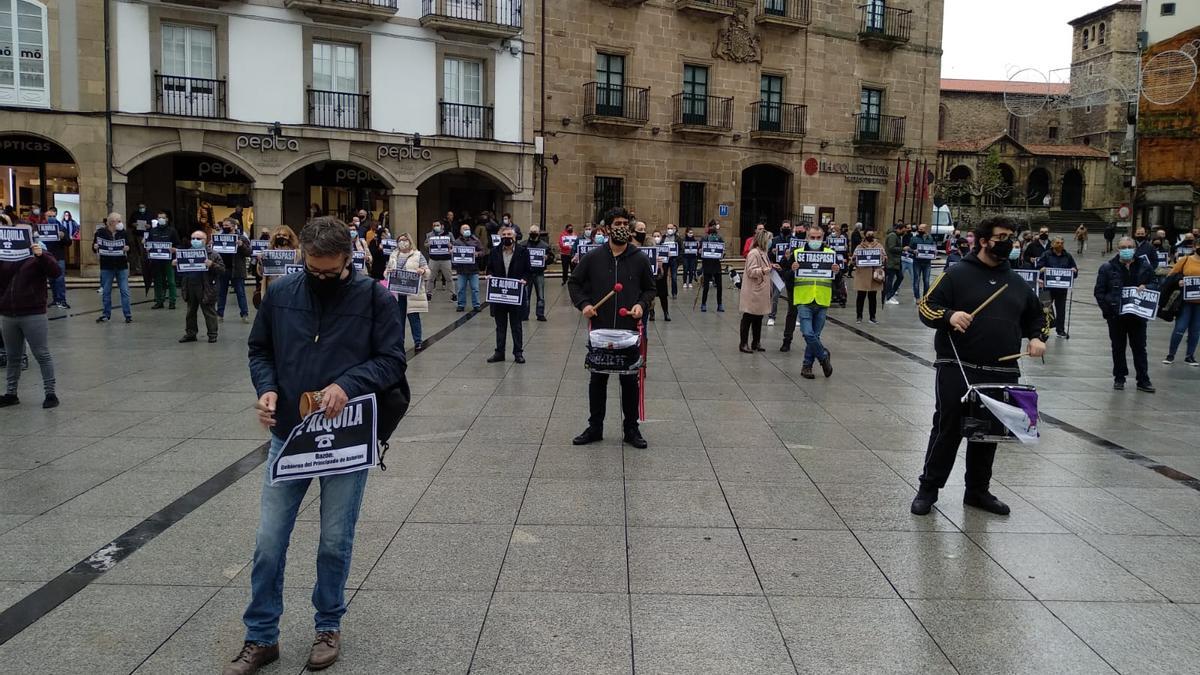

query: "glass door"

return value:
[759, 75, 783, 131]
[683, 65, 709, 125]
[859, 88, 882, 140]
[865, 0, 885, 32]
[595, 53, 625, 117]
[443, 57, 484, 137]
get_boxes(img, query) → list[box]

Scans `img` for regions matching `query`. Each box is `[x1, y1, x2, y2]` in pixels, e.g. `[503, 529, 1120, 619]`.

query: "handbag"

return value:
[872, 267, 886, 283]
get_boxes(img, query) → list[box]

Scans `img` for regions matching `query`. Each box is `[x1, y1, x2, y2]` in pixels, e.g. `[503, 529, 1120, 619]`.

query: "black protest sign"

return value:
[388, 269, 422, 295]
[97, 237, 126, 257]
[1120, 287, 1160, 320]
[1043, 268, 1074, 290]
[794, 250, 837, 279]
[1016, 268, 1039, 290]
[352, 250, 366, 270]
[285, 264, 305, 275]
[251, 239, 269, 257]
[381, 238, 397, 256]
[828, 235, 848, 253]
[490, 234, 501, 248]
[1183, 277, 1200, 301]
[529, 247, 547, 269]
[212, 233, 239, 255]
[1156, 251, 1170, 268]
[683, 240, 699, 255]
[452, 245, 476, 265]
[639, 246, 660, 274]
[664, 241, 679, 257]
[562, 235, 578, 249]
[915, 242, 937, 260]
[773, 240, 792, 260]
[577, 241, 601, 256]
[0, 227, 32, 262]
[428, 236, 451, 256]
[487, 276, 524, 305]
[700, 241, 724, 260]
[175, 248, 208, 272]
[269, 393, 379, 484]
[146, 241, 173, 261]
[37, 224, 60, 242]
[262, 249, 298, 276]
[853, 247, 883, 267]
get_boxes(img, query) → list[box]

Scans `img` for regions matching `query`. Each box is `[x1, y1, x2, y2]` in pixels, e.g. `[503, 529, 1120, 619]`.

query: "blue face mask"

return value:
[191, 239, 205, 249]
[594, 234, 608, 244]
[1119, 248, 1135, 261]
[1009, 248, 1020, 260]
[807, 239, 823, 250]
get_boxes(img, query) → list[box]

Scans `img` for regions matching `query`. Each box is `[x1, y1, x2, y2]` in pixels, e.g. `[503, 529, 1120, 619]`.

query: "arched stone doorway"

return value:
[281, 161, 393, 229]
[947, 165, 973, 206]
[1061, 169, 1085, 211]
[740, 164, 791, 240]
[997, 164, 1016, 205]
[1027, 168, 1051, 205]
[126, 152, 255, 245]
[416, 168, 513, 243]
[0, 134, 82, 265]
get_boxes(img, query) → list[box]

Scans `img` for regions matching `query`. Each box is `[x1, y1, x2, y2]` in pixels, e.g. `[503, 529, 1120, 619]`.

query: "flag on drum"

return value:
[975, 388, 1040, 444]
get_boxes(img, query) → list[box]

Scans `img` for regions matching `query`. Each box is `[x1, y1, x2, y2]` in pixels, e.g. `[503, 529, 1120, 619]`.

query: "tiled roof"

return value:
[938, 134, 1110, 159]
[941, 79, 1071, 96]
[1069, 0, 1141, 27]
[1024, 144, 1109, 158]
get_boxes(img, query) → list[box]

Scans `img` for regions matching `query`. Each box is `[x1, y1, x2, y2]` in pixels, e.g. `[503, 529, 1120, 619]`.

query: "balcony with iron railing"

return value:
[675, 0, 736, 19]
[599, 0, 648, 7]
[421, 0, 522, 39]
[750, 101, 807, 141]
[155, 73, 226, 119]
[671, 93, 734, 135]
[283, 0, 398, 27]
[439, 101, 495, 140]
[853, 113, 906, 149]
[857, 4, 912, 48]
[307, 89, 370, 130]
[754, 0, 810, 29]
[583, 82, 650, 129]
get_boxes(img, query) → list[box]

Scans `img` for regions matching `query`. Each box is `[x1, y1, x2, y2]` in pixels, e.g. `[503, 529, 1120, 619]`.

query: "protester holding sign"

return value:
[681, 228, 699, 288]
[1035, 236, 1079, 339]
[909, 224, 936, 301]
[384, 234, 430, 352]
[38, 207, 70, 309]
[486, 225, 530, 363]
[0, 225, 60, 408]
[661, 224, 681, 298]
[786, 227, 840, 377]
[852, 230, 886, 324]
[883, 223, 906, 304]
[423, 220, 455, 302]
[558, 224, 577, 285]
[699, 221, 726, 312]
[234, 217, 407, 674]
[1094, 237, 1155, 392]
[348, 223, 372, 274]
[1164, 240, 1200, 366]
[911, 217, 1049, 518]
[525, 225, 555, 321]
[145, 216, 179, 310]
[92, 213, 133, 324]
[257, 226, 299, 305]
[214, 219, 252, 323]
[453, 224, 484, 312]
[767, 221, 795, 326]
[738, 230, 772, 353]
[175, 230, 225, 344]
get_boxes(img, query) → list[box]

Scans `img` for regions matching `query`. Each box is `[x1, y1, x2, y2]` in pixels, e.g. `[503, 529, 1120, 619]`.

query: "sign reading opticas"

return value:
[803, 157, 890, 185]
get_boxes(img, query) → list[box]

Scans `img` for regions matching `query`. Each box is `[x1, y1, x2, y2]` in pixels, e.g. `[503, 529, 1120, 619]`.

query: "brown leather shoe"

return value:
[222, 642, 279, 675]
[307, 631, 341, 670]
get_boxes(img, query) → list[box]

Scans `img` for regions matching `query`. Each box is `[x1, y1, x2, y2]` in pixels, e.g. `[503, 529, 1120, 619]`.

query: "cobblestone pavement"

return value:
[2, 250, 1199, 674]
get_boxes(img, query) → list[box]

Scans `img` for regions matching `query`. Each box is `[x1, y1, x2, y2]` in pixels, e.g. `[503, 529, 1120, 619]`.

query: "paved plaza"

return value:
[2, 247, 1200, 674]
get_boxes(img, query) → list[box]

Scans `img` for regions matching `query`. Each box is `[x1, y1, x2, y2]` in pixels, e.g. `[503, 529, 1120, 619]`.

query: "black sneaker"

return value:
[486, 353, 505, 363]
[964, 490, 1011, 516]
[451, 293, 457, 301]
[124, 316, 133, 324]
[514, 354, 526, 364]
[96, 316, 110, 323]
[151, 303, 164, 310]
[1113, 380, 1125, 390]
[819, 352, 833, 378]
[179, 335, 198, 343]
[536, 316, 547, 322]
[0, 394, 18, 407]
[572, 427, 603, 445]
[910, 489, 938, 515]
[623, 428, 648, 449]
[780, 341, 791, 352]
[1136, 382, 1156, 393]
[208, 336, 219, 343]
[59, 302, 70, 309]
[42, 394, 59, 409]
[1186, 357, 1198, 367]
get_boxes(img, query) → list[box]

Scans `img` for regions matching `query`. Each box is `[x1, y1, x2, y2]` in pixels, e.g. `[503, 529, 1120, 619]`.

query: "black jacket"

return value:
[1035, 249, 1078, 276]
[568, 243, 657, 331]
[487, 243, 532, 280]
[918, 252, 1048, 372]
[1023, 238, 1049, 268]
[248, 268, 408, 439]
[769, 233, 795, 285]
[1093, 255, 1154, 320]
[92, 227, 130, 270]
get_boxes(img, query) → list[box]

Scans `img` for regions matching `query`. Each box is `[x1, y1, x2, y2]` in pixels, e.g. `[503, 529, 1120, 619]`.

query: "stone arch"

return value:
[1061, 168, 1085, 211]
[1027, 167, 1052, 205]
[115, 142, 260, 183]
[276, 152, 397, 190]
[412, 159, 520, 195]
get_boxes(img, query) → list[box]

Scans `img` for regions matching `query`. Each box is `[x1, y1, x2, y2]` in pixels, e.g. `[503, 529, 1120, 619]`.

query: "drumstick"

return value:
[998, 352, 1025, 362]
[592, 282, 623, 311]
[970, 283, 1009, 318]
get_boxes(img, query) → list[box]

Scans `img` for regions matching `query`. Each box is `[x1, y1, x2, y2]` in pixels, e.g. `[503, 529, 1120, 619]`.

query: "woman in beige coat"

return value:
[852, 230, 886, 324]
[385, 233, 431, 351]
[738, 230, 774, 353]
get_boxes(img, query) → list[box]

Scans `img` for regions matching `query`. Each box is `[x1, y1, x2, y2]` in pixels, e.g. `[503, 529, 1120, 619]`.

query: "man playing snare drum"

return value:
[568, 207, 657, 449]
[912, 216, 1049, 517]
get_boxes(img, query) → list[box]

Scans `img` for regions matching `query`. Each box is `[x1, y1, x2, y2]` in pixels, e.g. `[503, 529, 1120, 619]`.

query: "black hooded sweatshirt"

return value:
[918, 251, 1049, 373]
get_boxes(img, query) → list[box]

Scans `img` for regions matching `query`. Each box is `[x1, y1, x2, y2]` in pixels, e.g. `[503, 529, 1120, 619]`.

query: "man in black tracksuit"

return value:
[912, 217, 1049, 517]
[486, 225, 531, 363]
[568, 208, 657, 449]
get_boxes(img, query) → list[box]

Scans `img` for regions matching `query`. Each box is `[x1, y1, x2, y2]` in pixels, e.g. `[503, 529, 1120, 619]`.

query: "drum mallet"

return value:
[970, 283, 1009, 317]
[592, 283, 623, 311]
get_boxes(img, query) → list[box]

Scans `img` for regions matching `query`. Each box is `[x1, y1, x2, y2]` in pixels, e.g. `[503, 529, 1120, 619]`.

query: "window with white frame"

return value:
[310, 41, 361, 128]
[442, 57, 486, 138]
[159, 24, 218, 116]
[0, 0, 49, 108]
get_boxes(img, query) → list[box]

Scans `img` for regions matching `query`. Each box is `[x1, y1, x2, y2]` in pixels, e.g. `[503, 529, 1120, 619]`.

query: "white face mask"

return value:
[652, 236, 662, 245]
[116, 222, 126, 231]
[398, 240, 411, 251]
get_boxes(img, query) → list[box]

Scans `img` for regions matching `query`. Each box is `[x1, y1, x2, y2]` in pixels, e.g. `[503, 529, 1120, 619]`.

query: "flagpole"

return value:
[901, 158, 911, 226]
[891, 156, 901, 227]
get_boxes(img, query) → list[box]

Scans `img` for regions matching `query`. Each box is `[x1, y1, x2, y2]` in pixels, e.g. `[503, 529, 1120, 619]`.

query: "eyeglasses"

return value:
[305, 260, 346, 279]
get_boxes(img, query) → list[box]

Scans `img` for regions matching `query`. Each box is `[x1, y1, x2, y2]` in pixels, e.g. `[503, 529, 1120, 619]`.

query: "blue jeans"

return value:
[682, 255, 698, 284]
[395, 295, 424, 347]
[911, 261, 932, 299]
[884, 267, 904, 300]
[217, 271, 248, 318]
[51, 260, 67, 304]
[798, 303, 829, 366]
[99, 267, 131, 319]
[1168, 302, 1200, 359]
[243, 435, 369, 645]
[456, 272, 480, 309]
[529, 274, 546, 318]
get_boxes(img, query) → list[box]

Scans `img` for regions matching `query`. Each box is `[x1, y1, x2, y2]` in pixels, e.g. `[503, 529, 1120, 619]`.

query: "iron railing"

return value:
[439, 101, 495, 139]
[752, 101, 807, 135]
[857, 4, 912, 42]
[323, 0, 398, 8]
[307, 89, 370, 130]
[853, 113, 906, 145]
[155, 73, 226, 118]
[421, 0, 522, 29]
[583, 82, 650, 123]
[756, 0, 811, 23]
[677, 0, 737, 10]
[671, 93, 734, 130]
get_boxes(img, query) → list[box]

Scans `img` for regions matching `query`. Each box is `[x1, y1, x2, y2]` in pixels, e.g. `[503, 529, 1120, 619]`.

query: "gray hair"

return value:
[1051, 234, 1065, 244]
[1117, 236, 1136, 247]
[300, 216, 352, 257]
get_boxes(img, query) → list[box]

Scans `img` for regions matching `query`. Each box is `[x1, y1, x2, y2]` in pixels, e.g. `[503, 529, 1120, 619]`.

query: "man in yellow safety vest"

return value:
[787, 225, 840, 379]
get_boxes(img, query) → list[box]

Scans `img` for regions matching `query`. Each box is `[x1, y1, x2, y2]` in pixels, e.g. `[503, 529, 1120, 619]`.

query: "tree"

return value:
[936, 148, 1014, 222]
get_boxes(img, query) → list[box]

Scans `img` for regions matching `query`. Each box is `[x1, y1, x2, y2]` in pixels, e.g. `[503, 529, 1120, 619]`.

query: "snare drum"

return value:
[961, 383, 1038, 443]
[585, 328, 643, 375]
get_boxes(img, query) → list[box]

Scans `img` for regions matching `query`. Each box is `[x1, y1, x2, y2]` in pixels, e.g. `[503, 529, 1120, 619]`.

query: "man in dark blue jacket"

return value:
[486, 224, 531, 363]
[1094, 236, 1155, 392]
[233, 217, 407, 674]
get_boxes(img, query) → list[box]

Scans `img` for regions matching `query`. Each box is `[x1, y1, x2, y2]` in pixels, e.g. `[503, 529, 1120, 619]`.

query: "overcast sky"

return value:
[941, 0, 1126, 80]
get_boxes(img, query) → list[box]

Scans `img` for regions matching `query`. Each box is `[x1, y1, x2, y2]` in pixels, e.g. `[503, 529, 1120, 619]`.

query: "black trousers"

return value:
[701, 271, 722, 306]
[184, 293, 218, 339]
[1107, 316, 1149, 385]
[1048, 289, 1068, 334]
[782, 300, 799, 343]
[588, 372, 639, 433]
[560, 255, 572, 284]
[493, 306, 524, 356]
[739, 313, 763, 347]
[655, 278, 669, 317]
[856, 291, 878, 320]
[919, 364, 1018, 493]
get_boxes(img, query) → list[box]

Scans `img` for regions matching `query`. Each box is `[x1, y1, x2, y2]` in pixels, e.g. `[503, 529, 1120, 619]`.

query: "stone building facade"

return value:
[529, 0, 945, 242]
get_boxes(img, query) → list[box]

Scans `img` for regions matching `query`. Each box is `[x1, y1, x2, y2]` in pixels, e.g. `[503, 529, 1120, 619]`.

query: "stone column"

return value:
[252, 185, 285, 236]
[389, 189, 419, 241]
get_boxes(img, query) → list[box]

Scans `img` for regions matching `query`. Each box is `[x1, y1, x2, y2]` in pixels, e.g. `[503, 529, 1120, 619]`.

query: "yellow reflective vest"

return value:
[792, 245, 835, 307]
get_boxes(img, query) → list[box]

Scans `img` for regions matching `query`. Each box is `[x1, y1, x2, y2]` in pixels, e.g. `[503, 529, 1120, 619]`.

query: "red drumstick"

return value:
[619, 307, 629, 317]
[593, 282, 623, 311]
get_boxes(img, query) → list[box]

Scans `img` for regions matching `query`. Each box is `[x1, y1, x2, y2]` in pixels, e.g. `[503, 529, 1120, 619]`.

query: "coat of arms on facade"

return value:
[713, 7, 762, 64]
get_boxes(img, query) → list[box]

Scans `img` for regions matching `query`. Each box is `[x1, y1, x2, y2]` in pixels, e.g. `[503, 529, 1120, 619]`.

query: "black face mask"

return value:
[1136, 236, 1146, 242]
[1039, 234, 1049, 241]
[306, 266, 347, 300]
[989, 239, 1014, 260]
[274, 238, 288, 245]
[501, 237, 515, 247]
[529, 233, 540, 242]
[865, 235, 876, 242]
[634, 231, 647, 243]
[781, 229, 792, 237]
